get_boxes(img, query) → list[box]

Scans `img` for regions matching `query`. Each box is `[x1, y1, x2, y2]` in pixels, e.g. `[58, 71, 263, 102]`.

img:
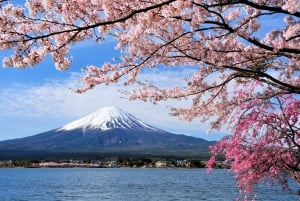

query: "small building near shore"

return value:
[155, 160, 168, 168]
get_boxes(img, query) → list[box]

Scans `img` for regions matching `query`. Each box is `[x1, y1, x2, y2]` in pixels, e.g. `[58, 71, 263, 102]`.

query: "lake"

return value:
[0, 168, 298, 201]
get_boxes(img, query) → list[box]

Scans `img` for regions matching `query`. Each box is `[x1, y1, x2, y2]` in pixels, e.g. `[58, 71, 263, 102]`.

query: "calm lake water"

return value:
[0, 168, 298, 201]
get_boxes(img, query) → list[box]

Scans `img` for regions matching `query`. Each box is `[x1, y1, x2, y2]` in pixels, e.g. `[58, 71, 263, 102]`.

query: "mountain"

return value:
[58, 106, 159, 132]
[0, 106, 215, 159]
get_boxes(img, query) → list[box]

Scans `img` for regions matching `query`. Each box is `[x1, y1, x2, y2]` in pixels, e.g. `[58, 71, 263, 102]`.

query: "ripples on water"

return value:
[0, 168, 298, 201]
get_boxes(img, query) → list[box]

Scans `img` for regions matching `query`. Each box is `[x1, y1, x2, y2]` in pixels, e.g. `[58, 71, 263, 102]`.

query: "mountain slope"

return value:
[0, 106, 215, 159]
[58, 106, 158, 132]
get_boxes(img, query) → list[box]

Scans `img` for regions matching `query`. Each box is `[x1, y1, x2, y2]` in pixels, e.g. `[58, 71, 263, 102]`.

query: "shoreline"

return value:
[0, 159, 230, 169]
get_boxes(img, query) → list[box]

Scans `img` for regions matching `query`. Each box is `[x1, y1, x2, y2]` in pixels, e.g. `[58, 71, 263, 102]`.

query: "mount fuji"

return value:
[58, 106, 160, 132]
[0, 106, 215, 159]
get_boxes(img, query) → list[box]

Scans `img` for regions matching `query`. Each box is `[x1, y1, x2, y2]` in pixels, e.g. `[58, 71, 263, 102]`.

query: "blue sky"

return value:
[0, 37, 224, 141]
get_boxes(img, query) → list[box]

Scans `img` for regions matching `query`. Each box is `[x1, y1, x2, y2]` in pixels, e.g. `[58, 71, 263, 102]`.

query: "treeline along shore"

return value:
[0, 158, 230, 169]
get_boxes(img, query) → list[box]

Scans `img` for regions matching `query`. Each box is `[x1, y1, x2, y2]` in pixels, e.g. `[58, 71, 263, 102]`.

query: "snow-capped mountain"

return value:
[0, 106, 215, 159]
[58, 106, 158, 132]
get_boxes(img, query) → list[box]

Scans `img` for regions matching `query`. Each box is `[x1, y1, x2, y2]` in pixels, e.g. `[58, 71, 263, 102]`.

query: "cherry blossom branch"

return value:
[202, 0, 300, 17]
[3, 0, 177, 44]
[168, 35, 300, 94]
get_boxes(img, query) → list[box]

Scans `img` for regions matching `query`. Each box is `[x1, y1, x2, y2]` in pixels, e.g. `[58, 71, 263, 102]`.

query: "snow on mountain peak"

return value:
[58, 106, 158, 131]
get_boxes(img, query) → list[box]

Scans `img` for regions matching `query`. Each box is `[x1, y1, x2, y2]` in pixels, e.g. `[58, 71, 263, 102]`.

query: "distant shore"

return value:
[0, 158, 230, 169]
